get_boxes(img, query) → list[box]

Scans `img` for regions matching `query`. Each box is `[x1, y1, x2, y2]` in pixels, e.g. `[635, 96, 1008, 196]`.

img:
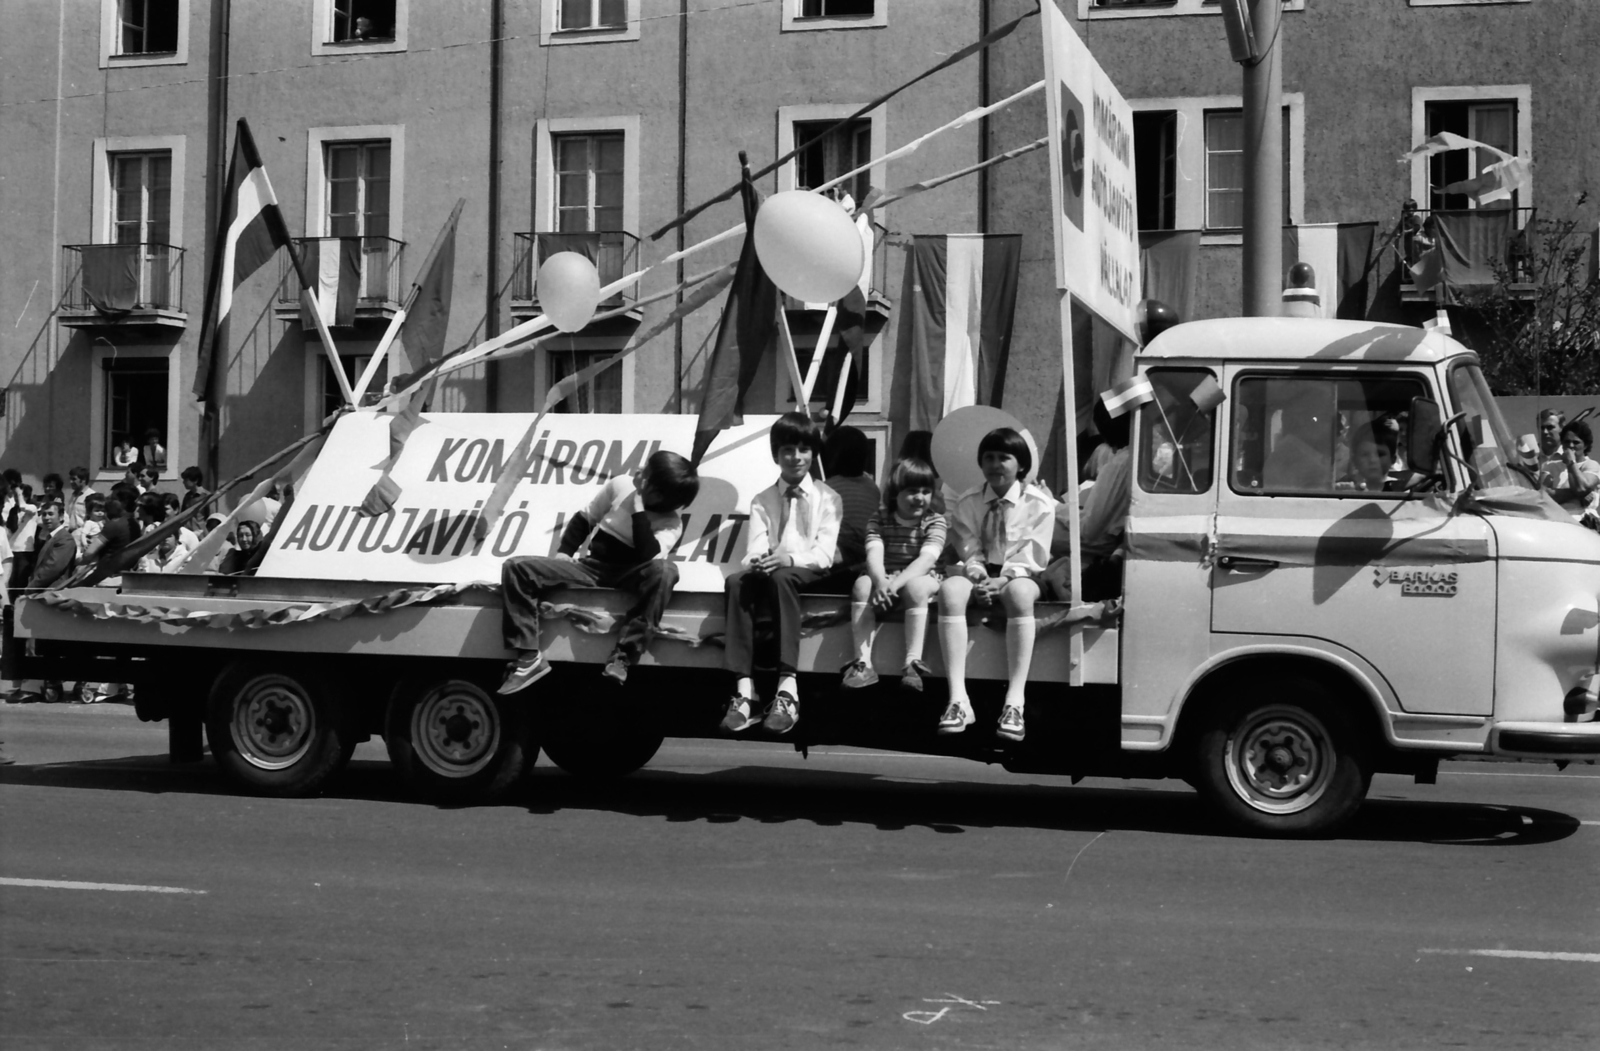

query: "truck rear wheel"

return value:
[384, 677, 534, 804]
[205, 662, 349, 798]
[1192, 683, 1371, 837]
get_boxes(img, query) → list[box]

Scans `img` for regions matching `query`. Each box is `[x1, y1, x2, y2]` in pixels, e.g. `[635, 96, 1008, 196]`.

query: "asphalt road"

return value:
[1, 700, 1597, 1050]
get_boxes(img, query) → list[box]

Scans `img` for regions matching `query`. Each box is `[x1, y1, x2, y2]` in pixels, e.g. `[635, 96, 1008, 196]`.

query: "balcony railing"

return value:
[1399, 206, 1537, 297]
[277, 236, 406, 316]
[511, 231, 641, 314]
[782, 219, 890, 312]
[59, 243, 185, 323]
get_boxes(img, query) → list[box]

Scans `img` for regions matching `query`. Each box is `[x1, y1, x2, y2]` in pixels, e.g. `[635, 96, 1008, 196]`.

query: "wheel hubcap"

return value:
[1226, 706, 1334, 815]
[410, 682, 500, 778]
[231, 676, 315, 771]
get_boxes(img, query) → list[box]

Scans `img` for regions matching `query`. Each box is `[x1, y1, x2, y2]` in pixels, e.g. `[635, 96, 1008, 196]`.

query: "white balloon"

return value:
[930, 405, 1039, 497]
[753, 191, 866, 303]
[537, 251, 602, 333]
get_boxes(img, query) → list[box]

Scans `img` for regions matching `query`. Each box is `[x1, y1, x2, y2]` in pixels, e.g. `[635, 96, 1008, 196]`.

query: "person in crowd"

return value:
[720, 413, 844, 736]
[2, 475, 38, 593]
[1542, 420, 1600, 519]
[82, 494, 139, 574]
[841, 457, 947, 693]
[74, 493, 106, 559]
[498, 450, 701, 693]
[1045, 398, 1133, 603]
[140, 428, 167, 473]
[41, 473, 63, 505]
[65, 467, 95, 531]
[26, 500, 76, 590]
[112, 437, 138, 470]
[936, 427, 1056, 743]
[822, 425, 881, 573]
[197, 513, 234, 573]
[218, 519, 264, 576]
[138, 532, 187, 574]
[1338, 423, 1395, 492]
[179, 466, 210, 513]
[1537, 409, 1566, 472]
[898, 429, 952, 513]
[158, 493, 201, 552]
[1263, 389, 1334, 490]
[136, 465, 161, 494]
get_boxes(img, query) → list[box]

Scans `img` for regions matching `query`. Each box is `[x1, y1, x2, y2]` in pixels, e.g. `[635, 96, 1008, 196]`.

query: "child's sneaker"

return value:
[600, 652, 629, 686]
[899, 659, 931, 693]
[996, 705, 1026, 742]
[720, 696, 760, 733]
[936, 700, 974, 734]
[497, 652, 552, 695]
[841, 661, 878, 689]
[762, 692, 800, 734]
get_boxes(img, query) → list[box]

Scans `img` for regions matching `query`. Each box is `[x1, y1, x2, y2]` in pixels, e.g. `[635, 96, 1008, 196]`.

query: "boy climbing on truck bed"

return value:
[497, 449, 701, 693]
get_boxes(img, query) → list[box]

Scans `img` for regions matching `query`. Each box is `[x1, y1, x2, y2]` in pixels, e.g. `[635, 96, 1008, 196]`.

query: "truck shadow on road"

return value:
[1, 755, 1582, 846]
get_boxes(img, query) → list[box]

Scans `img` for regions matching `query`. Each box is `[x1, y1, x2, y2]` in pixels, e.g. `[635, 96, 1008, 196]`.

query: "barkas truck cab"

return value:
[8, 316, 1597, 837]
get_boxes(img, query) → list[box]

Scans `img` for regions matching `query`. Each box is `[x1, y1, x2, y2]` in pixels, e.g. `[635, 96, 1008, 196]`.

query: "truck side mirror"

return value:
[1409, 397, 1444, 476]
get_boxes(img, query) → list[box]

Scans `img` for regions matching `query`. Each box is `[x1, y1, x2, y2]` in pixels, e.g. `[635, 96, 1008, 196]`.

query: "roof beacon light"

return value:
[1281, 261, 1320, 317]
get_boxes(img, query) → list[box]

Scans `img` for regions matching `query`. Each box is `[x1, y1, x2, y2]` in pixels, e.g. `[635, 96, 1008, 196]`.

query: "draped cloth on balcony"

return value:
[80, 244, 140, 318]
[1433, 209, 1513, 302]
[1138, 230, 1201, 325]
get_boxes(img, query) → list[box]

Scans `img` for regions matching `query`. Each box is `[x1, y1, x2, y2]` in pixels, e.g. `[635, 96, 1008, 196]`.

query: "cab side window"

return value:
[1138, 368, 1220, 494]
[1231, 374, 1427, 496]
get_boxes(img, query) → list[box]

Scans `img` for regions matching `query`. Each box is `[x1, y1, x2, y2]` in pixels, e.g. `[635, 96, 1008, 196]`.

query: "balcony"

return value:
[58, 243, 186, 328]
[782, 218, 892, 330]
[275, 236, 406, 323]
[510, 231, 642, 326]
[1399, 206, 1537, 303]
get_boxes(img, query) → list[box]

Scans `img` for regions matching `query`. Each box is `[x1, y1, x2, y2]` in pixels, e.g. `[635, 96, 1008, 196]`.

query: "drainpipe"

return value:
[484, 0, 504, 409]
[204, 0, 231, 483]
[673, 0, 689, 411]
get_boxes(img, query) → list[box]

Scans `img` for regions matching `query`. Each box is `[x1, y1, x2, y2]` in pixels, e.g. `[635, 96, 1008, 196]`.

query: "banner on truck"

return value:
[258, 414, 783, 591]
[1041, 0, 1140, 343]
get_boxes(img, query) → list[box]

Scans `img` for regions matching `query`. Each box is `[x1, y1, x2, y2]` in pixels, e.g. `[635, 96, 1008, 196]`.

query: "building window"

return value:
[326, 141, 391, 239]
[793, 119, 873, 205]
[312, 0, 406, 54]
[320, 356, 383, 419]
[1203, 109, 1291, 232]
[1426, 98, 1518, 211]
[103, 358, 169, 473]
[118, 0, 179, 54]
[541, 0, 639, 43]
[559, 0, 626, 30]
[111, 152, 172, 246]
[783, 0, 886, 31]
[1082, 0, 1304, 18]
[1134, 111, 1176, 231]
[554, 133, 625, 233]
[549, 349, 623, 414]
[1138, 369, 1217, 494]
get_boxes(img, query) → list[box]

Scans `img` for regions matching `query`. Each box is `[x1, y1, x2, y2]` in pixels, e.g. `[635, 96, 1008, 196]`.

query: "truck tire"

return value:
[205, 662, 349, 798]
[384, 677, 534, 804]
[540, 706, 663, 780]
[1191, 683, 1371, 837]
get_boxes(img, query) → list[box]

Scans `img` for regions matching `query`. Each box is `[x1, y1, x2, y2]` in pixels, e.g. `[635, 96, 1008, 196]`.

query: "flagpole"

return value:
[800, 304, 837, 405]
[1057, 292, 1084, 686]
[774, 304, 808, 409]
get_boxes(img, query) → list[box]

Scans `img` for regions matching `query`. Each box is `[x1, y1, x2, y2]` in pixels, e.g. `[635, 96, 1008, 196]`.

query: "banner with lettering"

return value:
[258, 413, 783, 591]
[1041, 0, 1141, 342]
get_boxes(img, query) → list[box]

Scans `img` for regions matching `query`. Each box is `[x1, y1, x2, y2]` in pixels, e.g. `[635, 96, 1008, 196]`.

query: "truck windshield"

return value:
[1446, 360, 1534, 491]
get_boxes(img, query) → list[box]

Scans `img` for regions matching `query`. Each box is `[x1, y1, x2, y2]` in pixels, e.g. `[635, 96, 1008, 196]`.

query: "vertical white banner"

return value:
[1041, 0, 1141, 343]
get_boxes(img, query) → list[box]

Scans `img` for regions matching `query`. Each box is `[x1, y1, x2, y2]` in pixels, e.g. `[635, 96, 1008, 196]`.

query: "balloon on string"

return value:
[930, 405, 1041, 497]
[753, 190, 866, 303]
[537, 251, 602, 332]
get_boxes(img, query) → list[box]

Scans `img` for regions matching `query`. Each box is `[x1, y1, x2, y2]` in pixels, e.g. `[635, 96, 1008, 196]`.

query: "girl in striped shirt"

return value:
[842, 457, 948, 693]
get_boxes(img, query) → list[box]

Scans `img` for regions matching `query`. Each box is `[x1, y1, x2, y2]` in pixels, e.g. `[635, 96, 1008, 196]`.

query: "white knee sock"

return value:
[939, 616, 970, 707]
[850, 601, 875, 664]
[903, 608, 929, 664]
[735, 676, 754, 701]
[777, 674, 799, 699]
[1005, 617, 1036, 710]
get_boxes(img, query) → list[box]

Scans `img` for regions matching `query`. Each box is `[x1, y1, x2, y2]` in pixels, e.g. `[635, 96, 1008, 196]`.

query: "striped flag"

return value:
[901, 233, 1022, 432]
[193, 119, 295, 405]
[1101, 374, 1154, 418]
[1281, 223, 1377, 320]
[300, 237, 361, 329]
[1189, 374, 1226, 412]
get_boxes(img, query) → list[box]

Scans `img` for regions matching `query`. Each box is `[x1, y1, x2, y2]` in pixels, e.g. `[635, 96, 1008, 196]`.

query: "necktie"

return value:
[781, 485, 809, 544]
[982, 497, 1007, 564]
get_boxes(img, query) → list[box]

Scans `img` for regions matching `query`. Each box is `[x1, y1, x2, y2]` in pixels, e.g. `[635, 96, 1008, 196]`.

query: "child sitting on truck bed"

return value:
[720, 412, 844, 736]
[841, 456, 946, 693]
[497, 450, 701, 694]
[937, 427, 1055, 743]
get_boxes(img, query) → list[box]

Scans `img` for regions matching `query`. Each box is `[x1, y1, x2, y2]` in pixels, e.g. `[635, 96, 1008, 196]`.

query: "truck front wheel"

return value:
[206, 663, 349, 798]
[385, 677, 534, 804]
[1192, 685, 1371, 837]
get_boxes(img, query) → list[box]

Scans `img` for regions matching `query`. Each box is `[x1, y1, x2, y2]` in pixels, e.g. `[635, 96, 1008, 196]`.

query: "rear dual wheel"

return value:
[385, 677, 534, 804]
[206, 662, 350, 798]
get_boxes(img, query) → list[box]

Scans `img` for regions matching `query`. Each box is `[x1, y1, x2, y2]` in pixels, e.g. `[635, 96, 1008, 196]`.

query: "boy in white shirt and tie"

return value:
[720, 413, 845, 735]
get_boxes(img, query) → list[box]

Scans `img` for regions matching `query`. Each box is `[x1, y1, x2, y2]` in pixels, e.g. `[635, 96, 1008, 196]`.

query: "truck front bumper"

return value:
[1489, 721, 1600, 759]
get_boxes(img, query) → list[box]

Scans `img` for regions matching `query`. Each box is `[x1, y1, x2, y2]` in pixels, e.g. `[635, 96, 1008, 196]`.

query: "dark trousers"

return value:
[723, 565, 851, 676]
[501, 555, 679, 665]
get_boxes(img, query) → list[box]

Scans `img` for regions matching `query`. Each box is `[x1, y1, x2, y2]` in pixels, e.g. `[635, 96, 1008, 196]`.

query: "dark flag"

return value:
[193, 119, 295, 407]
[398, 200, 463, 373]
[691, 157, 779, 464]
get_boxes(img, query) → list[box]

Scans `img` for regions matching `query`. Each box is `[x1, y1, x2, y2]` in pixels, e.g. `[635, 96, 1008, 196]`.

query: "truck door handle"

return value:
[1218, 555, 1279, 571]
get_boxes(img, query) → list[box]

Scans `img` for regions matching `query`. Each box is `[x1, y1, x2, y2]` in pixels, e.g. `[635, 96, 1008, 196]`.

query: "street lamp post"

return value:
[1222, 0, 1284, 318]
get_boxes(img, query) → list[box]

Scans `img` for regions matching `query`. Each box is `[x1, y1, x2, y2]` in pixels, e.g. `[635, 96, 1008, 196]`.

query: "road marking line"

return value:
[0, 877, 205, 895]
[1420, 948, 1600, 963]
[1441, 770, 1600, 779]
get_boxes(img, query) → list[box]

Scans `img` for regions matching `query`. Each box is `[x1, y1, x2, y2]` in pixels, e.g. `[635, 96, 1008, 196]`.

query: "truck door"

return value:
[1209, 368, 1497, 716]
